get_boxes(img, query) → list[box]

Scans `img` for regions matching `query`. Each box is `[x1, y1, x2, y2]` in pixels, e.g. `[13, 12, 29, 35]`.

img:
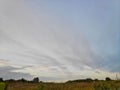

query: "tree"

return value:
[86, 78, 93, 82]
[33, 77, 39, 83]
[94, 78, 99, 81]
[20, 78, 27, 82]
[0, 78, 3, 82]
[105, 77, 111, 81]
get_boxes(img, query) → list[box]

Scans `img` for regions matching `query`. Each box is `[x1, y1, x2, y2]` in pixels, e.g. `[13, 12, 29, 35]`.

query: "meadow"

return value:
[1, 80, 120, 90]
[0, 82, 6, 90]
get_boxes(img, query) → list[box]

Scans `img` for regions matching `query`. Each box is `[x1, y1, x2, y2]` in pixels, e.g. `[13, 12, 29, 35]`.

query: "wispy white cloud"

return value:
[0, 0, 120, 81]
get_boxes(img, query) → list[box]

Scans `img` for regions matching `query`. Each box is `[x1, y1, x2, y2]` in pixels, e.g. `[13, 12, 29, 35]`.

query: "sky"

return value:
[0, 0, 120, 82]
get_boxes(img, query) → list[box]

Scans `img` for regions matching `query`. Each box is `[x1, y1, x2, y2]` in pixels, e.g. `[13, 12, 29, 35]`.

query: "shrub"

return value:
[33, 77, 39, 83]
[106, 77, 111, 81]
[0, 78, 3, 82]
[0, 82, 6, 90]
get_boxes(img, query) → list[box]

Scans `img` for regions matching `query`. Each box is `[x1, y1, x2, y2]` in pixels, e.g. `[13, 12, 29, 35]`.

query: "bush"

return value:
[0, 78, 3, 82]
[0, 82, 6, 90]
[106, 77, 111, 81]
[33, 77, 39, 83]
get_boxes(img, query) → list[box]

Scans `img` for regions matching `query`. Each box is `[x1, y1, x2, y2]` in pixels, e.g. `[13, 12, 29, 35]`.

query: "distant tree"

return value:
[5, 79, 16, 82]
[86, 78, 93, 82]
[33, 77, 39, 83]
[94, 79, 99, 81]
[17, 78, 27, 82]
[0, 78, 3, 82]
[105, 77, 111, 81]
[21, 78, 27, 82]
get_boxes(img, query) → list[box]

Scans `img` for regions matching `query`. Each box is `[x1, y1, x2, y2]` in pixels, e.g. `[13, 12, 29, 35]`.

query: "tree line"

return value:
[0, 77, 113, 83]
[0, 77, 40, 83]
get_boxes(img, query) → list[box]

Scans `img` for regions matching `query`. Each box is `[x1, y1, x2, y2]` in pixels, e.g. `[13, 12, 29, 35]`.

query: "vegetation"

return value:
[1, 77, 120, 90]
[5, 81, 120, 90]
[0, 82, 6, 90]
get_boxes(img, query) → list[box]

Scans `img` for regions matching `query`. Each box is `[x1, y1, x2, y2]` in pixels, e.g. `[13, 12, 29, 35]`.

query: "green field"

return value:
[3, 81, 120, 90]
[0, 82, 6, 90]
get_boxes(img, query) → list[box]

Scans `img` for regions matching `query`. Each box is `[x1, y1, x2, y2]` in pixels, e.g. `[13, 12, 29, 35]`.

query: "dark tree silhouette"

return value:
[0, 78, 3, 82]
[33, 77, 39, 83]
[94, 79, 99, 81]
[105, 77, 111, 81]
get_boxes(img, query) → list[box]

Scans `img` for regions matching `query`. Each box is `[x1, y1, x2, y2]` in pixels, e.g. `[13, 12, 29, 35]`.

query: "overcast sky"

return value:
[0, 0, 120, 81]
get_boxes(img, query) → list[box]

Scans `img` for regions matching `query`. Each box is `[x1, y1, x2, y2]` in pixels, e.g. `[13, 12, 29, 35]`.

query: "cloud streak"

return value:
[0, 0, 120, 81]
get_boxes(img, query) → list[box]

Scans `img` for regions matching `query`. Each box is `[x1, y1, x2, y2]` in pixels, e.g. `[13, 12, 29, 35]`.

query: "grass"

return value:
[5, 81, 120, 90]
[39, 82, 44, 90]
[7, 82, 39, 90]
[0, 82, 6, 90]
